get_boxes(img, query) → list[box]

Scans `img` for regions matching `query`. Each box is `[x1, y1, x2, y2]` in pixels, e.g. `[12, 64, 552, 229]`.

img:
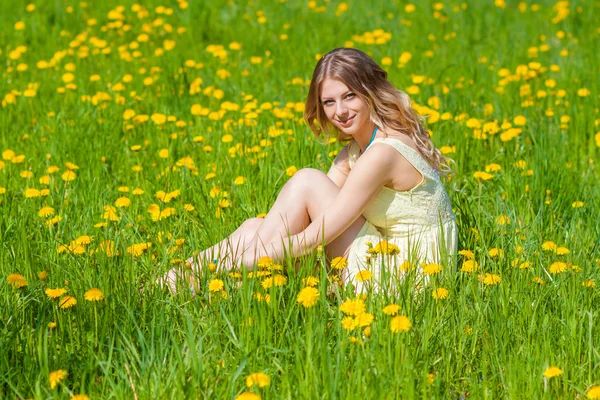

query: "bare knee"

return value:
[287, 168, 329, 193]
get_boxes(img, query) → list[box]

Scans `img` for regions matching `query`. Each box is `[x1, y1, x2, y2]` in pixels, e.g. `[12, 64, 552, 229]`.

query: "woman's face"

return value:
[320, 78, 372, 138]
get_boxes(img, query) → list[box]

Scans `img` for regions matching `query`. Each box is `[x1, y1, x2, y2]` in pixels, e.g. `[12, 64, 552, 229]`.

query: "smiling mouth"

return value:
[337, 115, 355, 123]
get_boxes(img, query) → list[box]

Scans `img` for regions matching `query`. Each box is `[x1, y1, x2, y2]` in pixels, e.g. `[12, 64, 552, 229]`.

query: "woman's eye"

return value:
[346, 93, 355, 99]
[324, 100, 333, 106]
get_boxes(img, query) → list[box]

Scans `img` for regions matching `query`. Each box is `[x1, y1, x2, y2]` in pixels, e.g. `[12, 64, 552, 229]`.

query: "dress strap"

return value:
[370, 138, 439, 181]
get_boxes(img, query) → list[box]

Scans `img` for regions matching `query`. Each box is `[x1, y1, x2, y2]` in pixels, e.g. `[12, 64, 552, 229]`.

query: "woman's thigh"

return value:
[268, 168, 366, 262]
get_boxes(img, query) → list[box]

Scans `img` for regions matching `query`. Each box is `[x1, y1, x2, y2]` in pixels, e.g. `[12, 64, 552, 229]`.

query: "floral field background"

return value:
[1, 0, 599, 398]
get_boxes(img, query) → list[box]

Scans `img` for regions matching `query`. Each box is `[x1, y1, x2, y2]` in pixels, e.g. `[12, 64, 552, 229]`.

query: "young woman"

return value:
[161, 48, 457, 293]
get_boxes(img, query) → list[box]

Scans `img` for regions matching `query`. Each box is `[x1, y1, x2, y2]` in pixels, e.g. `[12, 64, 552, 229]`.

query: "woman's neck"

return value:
[356, 123, 379, 154]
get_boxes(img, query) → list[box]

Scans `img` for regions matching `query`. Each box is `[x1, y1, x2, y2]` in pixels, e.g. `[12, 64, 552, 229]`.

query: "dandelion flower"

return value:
[461, 260, 478, 273]
[61, 170, 77, 181]
[355, 270, 373, 282]
[422, 263, 442, 275]
[49, 369, 68, 389]
[208, 279, 224, 292]
[543, 366, 563, 378]
[432, 288, 449, 300]
[39, 206, 56, 218]
[582, 280, 595, 287]
[587, 386, 600, 399]
[7, 273, 28, 288]
[549, 261, 567, 274]
[84, 288, 104, 301]
[374, 240, 400, 255]
[330, 256, 348, 270]
[339, 299, 366, 316]
[473, 171, 493, 180]
[355, 312, 374, 327]
[483, 273, 502, 286]
[257, 256, 274, 269]
[235, 393, 261, 400]
[488, 248, 503, 257]
[71, 395, 90, 400]
[115, 197, 131, 208]
[45, 288, 67, 299]
[59, 296, 77, 309]
[382, 304, 400, 315]
[341, 316, 358, 331]
[245, 372, 270, 388]
[302, 276, 319, 287]
[555, 247, 569, 255]
[296, 287, 319, 308]
[541, 241, 557, 251]
[390, 315, 412, 333]
[458, 249, 475, 259]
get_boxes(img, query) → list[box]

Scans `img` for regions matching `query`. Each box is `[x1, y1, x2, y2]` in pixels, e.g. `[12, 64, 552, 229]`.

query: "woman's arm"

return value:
[240, 143, 396, 267]
[326, 145, 351, 188]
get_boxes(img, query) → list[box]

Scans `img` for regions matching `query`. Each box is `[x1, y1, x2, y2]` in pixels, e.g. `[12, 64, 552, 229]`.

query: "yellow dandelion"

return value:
[473, 171, 493, 180]
[341, 316, 358, 331]
[461, 260, 479, 273]
[339, 299, 366, 316]
[285, 166, 297, 176]
[355, 270, 373, 282]
[257, 256, 274, 269]
[84, 288, 104, 301]
[541, 241, 557, 251]
[234, 392, 261, 400]
[382, 304, 400, 315]
[549, 261, 567, 274]
[355, 312, 374, 327]
[71, 395, 90, 400]
[208, 279, 224, 292]
[296, 286, 319, 308]
[422, 263, 442, 275]
[38, 206, 56, 218]
[586, 386, 600, 399]
[543, 366, 563, 379]
[45, 288, 67, 299]
[458, 249, 475, 259]
[245, 372, 270, 388]
[7, 273, 28, 288]
[302, 276, 319, 287]
[59, 296, 77, 309]
[483, 273, 502, 286]
[61, 170, 77, 181]
[115, 197, 131, 208]
[330, 256, 348, 270]
[390, 315, 412, 333]
[432, 288, 449, 300]
[49, 369, 68, 389]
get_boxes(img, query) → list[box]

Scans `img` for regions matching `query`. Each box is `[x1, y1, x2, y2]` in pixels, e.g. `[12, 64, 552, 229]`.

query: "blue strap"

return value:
[365, 126, 379, 150]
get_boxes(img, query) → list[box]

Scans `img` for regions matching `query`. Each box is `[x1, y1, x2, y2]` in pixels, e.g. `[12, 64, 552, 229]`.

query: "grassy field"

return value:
[1, 0, 599, 398]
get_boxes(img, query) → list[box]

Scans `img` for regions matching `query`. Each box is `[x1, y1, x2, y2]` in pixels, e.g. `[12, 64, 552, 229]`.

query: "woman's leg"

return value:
[162, 168, 366, 292]
[247, 168, 366, 264]
[160, 218, 262, 292]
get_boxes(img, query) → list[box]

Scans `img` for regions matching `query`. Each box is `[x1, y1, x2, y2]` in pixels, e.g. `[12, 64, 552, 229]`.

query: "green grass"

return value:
[1, 0, 599, 398]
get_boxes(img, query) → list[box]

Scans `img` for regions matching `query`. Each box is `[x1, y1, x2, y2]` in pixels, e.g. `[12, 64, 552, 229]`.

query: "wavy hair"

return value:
[304, 48, 451, 175]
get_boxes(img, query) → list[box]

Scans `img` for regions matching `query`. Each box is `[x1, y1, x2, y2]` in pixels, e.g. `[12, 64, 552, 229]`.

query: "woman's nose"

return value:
[336, 101, 348, 116]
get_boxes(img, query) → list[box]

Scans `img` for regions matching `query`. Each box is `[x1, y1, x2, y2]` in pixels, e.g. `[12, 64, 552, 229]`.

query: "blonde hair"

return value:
[304, 48, 451, 175]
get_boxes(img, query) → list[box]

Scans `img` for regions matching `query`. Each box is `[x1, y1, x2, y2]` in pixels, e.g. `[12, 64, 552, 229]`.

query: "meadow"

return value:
[1, 0, 599, 398]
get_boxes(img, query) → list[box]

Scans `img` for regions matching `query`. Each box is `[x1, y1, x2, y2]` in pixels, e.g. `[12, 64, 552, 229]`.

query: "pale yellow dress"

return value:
[345, 137, 458, 292]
